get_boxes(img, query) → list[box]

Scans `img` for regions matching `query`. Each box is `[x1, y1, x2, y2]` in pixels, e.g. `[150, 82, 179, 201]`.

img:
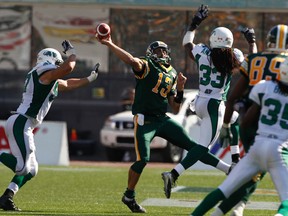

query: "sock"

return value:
[172, 163, 185, 178]
[216, 160, 230, 174]
[124, 188, 135, 199]
[278, 200, 288, 216]
[191, 188, 226, 216]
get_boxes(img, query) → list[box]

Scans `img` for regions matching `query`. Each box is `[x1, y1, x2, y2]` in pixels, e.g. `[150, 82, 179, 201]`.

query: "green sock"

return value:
[12, 173, 33, 189]
[191, 188, 225, 216]
[278, 200, 288, 216]
[124, 188, 135, 199]
[0, 153, 17, 172]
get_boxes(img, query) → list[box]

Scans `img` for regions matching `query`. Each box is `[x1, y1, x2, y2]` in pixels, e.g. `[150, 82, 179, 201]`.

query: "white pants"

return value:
[193, 96, 238, 147]
[219, 136, 288, 202]
[5, 114, 38, 176]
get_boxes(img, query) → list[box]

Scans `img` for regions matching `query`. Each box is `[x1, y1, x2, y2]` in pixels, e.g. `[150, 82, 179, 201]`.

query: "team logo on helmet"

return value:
[146, 41, 171, 64]
[267, 24, 288, 51]
[37, 48, 63, 65]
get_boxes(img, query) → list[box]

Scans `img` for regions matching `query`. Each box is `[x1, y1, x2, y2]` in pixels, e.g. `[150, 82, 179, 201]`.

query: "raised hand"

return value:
[62, 40, 75, 55]
[241, 27, 256, 43]
[190, 4, 209, 30]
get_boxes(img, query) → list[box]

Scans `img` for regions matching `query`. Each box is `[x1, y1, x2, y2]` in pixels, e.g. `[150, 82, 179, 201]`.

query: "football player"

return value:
[96, 26, 233, 213]
[161, 4, 249, 199]
[191, 57, 288, 216]
[0, 40, 99, 211]
[213, 24, 288, 216]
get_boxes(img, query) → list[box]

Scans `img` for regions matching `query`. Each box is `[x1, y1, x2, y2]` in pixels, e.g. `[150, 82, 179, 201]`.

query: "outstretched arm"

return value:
[241, 27, 257, 54]
[182, 4, 209, 60]
[58, 63, 100, 92]
[96, 34, 144, 73]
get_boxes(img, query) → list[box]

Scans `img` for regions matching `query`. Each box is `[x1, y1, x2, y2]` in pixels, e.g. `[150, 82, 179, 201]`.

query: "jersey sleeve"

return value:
[132, 57, 148, 79]
[191, 43, 207, 58]
[249, 80, 266, 105]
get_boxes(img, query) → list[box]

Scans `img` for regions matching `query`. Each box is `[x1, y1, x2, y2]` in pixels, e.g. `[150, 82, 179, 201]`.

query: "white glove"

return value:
[219, 123, 232, 148]
[87, 63, 100, 82]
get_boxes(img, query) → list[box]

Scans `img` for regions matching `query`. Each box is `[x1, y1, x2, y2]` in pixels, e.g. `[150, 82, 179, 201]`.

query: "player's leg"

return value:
[160, 100, 230, 198]
[230, 113, 240, 163]
[191, 153, 258, 216]
[269, 141, 288, 216]
[122, 115, 155, 213]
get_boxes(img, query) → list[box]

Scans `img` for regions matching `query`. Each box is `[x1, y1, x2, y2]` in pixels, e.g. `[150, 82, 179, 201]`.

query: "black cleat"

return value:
[0, 195, 21, 211]
[122, 196, 146, 213]
[161, 172, 176, 199]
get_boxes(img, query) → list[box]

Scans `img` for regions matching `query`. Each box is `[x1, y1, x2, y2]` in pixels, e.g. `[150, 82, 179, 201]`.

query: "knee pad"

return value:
[131, 160, 147, 174]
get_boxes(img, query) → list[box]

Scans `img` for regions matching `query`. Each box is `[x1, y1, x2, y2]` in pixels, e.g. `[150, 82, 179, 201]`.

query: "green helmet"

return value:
[146, 41, 171, 64]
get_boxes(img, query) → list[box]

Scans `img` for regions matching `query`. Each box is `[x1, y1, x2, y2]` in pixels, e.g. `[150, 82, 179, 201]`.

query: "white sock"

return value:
[8, 182, 19, 195]
[230, 145, 240, 155]
[174, 163, 185, 175]
[216, 160, 230, 174]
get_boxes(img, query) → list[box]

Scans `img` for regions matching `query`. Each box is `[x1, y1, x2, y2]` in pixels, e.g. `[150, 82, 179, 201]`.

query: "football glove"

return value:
[87, 63, 100, 82]
[62, 40, 76, 55]
[190, 4, 209, 30]
[241, 27, 256, 43]
[219, 124, 232, 148]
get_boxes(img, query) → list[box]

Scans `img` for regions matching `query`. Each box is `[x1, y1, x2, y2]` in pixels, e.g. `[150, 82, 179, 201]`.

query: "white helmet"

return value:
[36, 48, 63, 65]
[279, 58, 288, 84]
[209, 27, 234, 49]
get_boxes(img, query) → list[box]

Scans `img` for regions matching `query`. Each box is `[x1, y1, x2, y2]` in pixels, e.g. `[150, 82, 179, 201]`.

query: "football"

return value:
[96, 23, 111, 40]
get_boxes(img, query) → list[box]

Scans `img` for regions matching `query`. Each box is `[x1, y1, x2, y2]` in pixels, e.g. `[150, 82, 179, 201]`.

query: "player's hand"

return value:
[87, 63, 100, 82]
[241, 27, 256, 43]
[190, 4, 209, 30]
[176, 72, 187, 91]
[219, 124, 232, 148]
[62, 40, 76, 55]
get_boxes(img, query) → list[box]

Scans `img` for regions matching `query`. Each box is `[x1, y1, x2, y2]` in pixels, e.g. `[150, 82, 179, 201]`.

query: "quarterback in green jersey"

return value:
[97, 29, 233, 213]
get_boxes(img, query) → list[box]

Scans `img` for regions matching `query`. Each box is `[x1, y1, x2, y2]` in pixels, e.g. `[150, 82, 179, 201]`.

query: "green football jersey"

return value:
[239, 52, 288, 108]
[132, 57, 177, 115]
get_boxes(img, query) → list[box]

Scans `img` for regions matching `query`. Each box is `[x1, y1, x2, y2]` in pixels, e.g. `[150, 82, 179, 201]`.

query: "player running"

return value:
[191, 57, 288, 216]
[213, 24, 288, 216]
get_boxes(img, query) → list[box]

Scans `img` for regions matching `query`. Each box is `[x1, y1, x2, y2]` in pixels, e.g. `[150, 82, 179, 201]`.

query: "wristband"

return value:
[222, 123, 231, 128]
[182, 31, 195, 47]
[174, 91, 184, 103]
[87, 71, 98, 83]
[66, 48, 76, 56]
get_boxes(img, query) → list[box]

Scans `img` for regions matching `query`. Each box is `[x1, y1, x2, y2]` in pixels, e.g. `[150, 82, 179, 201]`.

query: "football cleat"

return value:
[121, 196, 146, 213]
[161, 172, 176, 199]
[0, 195, 21, 211]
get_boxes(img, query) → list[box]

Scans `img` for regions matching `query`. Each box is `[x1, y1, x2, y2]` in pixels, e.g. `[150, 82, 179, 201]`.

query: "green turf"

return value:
[0, 163, 279, 215]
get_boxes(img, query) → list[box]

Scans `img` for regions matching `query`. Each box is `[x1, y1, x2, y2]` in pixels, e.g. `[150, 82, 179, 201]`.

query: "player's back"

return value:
[240, 52, 288, 90]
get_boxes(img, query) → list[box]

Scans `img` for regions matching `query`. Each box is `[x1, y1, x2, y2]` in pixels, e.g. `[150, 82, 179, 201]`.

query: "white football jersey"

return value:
[192, 44, 240, 100]
[249, 80, 288, 141]
[16, 62, 59, 125]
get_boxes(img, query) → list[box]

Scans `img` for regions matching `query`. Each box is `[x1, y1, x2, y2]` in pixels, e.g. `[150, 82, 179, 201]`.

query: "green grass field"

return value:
[0, 162, 279, 216]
